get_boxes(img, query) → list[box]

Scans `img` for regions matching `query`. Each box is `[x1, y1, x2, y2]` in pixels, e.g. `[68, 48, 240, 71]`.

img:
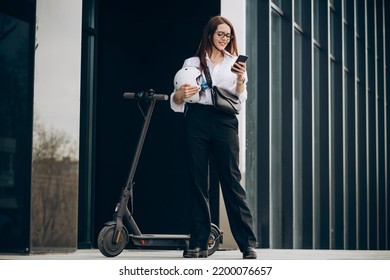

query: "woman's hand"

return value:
[232, 62, 246, 93]
[173, 83, 200, 105]
[231, 61, 246, 81]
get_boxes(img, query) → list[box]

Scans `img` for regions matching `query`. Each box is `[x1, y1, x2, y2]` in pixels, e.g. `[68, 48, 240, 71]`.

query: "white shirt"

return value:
[170, 51, 248, 113]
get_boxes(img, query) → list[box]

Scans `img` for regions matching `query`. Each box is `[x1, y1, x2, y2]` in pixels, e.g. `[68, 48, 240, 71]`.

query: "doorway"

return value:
[90, 0, 220, 247]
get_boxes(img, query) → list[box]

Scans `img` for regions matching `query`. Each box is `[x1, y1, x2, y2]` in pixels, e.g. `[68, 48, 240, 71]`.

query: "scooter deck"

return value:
[129, 234, 189, 248]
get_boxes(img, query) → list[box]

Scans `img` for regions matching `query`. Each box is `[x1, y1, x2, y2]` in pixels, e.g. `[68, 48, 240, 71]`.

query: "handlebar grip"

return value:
[153, 94, 169, 101]
[123, 91, 169, 101]
[123, 92, 137, 99]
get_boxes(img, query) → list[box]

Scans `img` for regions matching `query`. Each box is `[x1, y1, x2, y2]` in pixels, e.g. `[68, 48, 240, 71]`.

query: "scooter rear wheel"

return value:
[98, 224, 128, 257]
[207, 224, 221, 256]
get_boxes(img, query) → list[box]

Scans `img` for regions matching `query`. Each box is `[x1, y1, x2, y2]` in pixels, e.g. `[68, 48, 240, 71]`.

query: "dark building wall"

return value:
[0, 0, 35, 253]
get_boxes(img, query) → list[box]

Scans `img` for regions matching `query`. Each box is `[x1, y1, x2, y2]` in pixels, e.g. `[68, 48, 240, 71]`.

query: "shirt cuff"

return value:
[170, 91, 185, 113]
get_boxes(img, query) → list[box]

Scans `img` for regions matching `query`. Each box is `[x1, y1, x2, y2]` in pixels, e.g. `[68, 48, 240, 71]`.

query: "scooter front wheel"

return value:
[98, 224, 128, 257]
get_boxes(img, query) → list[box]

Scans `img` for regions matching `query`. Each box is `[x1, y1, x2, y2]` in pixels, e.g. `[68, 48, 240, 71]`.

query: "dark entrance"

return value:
[83, 0, 220, 248]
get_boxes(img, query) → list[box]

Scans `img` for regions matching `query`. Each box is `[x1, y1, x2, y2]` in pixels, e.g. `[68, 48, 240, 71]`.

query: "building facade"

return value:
[0, 0, 389, 253]
[245, 0, 390, 250]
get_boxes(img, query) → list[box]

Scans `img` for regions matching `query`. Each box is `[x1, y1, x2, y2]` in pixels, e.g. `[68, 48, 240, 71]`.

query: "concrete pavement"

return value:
[1, 248, 390, 260]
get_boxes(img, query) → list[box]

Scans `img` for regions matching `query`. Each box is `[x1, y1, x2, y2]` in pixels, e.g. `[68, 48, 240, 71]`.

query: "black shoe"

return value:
[183, 247, 208, 258]
[243, 247, 257, 259]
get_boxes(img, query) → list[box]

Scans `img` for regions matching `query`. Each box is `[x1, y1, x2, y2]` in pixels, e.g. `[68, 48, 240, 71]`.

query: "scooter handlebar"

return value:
[123, 90, 169, 101]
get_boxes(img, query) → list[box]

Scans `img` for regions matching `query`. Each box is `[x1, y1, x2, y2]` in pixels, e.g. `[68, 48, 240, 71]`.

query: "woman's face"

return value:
[211, 23, 232, 52]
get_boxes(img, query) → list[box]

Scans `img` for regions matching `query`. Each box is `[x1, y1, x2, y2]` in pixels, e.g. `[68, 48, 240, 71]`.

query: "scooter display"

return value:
[97, 89, 223, 257]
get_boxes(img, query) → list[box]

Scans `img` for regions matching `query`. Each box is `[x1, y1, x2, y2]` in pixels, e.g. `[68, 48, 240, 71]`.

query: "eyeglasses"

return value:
[215, 31, 233, 40]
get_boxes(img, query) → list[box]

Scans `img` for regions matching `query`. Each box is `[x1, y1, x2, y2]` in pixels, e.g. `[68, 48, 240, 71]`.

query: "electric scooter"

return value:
[97, 89, 223, 257]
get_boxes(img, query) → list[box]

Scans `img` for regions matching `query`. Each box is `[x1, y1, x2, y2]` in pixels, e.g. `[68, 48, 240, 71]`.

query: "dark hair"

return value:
[194, 16, 238, 71]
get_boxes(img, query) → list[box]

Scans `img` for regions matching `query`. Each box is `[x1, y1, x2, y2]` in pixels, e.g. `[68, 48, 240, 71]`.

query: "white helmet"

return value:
[173, 66, 202, 103]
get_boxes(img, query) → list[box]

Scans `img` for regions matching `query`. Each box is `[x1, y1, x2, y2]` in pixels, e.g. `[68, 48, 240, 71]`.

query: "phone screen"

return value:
[235, 55, 248, 64]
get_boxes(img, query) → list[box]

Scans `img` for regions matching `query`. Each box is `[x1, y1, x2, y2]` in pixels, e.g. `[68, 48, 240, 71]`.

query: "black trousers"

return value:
[184, 103, 257, 251]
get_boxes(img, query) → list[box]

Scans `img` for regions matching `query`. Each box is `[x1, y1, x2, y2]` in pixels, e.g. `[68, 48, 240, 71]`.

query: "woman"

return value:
[170, 16, 257, 259]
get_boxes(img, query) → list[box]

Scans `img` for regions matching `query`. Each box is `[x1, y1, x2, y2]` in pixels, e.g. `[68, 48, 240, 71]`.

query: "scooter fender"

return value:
[104, 220, 130, 243]
[104, 220, 117, 226]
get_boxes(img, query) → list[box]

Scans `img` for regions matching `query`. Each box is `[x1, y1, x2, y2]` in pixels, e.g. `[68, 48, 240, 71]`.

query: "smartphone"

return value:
[235, 55, 249, 64]
[231, 55, 248, 73]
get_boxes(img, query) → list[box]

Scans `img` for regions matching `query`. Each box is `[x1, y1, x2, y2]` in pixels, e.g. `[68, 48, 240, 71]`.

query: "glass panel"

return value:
[329, 59, 337, 248]
[314, 0, 320, 42]
[356, 39, 360, 80]
[0, 12, 32, 252]
[344, 24, 348, 68]
[343, 0, 347, 19]
[330, 9, 335, 55]
[270, 10, 283, 248]
[83, 0, 96, 29]
[295, 0, 302, 26]
[272, 0, 282, 9]
[31, 0, 81, 250]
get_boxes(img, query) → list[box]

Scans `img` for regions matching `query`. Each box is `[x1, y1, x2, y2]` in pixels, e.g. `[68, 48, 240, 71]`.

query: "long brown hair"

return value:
[194, 16, 238, 71]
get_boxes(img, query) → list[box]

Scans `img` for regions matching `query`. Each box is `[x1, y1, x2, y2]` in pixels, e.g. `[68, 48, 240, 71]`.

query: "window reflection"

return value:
[29, 0, 81, 249]
[0, 12, 31, 252]
[31, 112, 78, 247]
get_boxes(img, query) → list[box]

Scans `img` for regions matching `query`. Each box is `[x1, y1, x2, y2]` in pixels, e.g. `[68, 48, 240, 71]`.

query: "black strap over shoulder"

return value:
[204, 66, 213, 88]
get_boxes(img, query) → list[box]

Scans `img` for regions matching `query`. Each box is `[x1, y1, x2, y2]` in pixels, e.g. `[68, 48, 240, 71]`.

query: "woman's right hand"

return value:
[173, 83, 200, 104]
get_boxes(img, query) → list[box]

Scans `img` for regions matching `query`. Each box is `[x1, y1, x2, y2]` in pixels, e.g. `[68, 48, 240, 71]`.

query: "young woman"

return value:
[170, 16, 257, 259]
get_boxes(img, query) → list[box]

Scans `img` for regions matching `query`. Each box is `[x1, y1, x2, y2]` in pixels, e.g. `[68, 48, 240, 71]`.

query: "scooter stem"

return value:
[125, 99, 156, 190]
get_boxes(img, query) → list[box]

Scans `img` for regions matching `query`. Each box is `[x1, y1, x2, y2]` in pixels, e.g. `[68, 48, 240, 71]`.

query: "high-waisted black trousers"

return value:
[184, 103, 257, 251]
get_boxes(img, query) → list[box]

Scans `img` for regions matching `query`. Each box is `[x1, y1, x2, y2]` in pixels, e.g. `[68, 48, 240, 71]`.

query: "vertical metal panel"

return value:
[78, 0, 98, 249]
[269, 6, 284, 248]
[245, 0, 259, 245]
[328, 2, 335, 249]
[341, 0, 348, 249]
[312, 0, 328, 249]
[280, 0, 294, 249]
[328, 0, 342, 249]
[300, 0, 314, 249]
[246, 0, 271, 248]
[374, 0, 380, 250]
[383, 0, 389, 250]
[292, 0, 313, 250]
[329, 0, 344, 249]
[355, 0, 368, 250]
[342, 0, 347, 249]
[365, 0, 378, 250]
[354, 0, 359, 249]
[246, 0, 260, 247]
[319, 0, 331, 249]
[375, 0, 387, 250]
[344, 0, 358, 250]
[292, 1, 302, 250]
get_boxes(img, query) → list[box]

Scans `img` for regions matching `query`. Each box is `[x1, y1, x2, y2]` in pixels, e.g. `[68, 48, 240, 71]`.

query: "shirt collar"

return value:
[205, 50, 234, 62]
